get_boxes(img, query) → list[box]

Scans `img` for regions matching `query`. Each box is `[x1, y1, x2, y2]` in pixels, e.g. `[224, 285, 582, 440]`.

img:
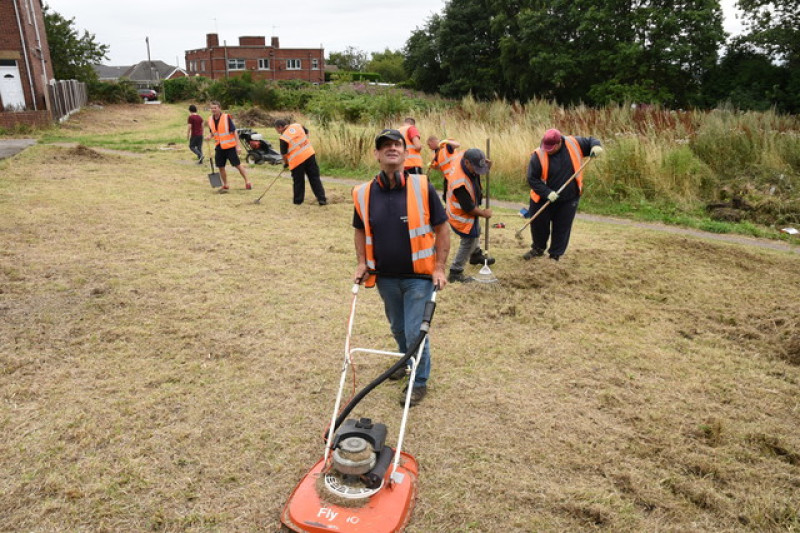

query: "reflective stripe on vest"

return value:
[280, 123, 315, 169]
[208, 113, 237, 149]
[352, 175, 436, 288]
[398, 125, 423, 169]
[530, 135, 584, 203]
[445, 152, 477, 234]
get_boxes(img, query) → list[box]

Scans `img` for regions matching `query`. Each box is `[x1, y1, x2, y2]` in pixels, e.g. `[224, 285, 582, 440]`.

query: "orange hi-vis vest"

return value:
[445, 152, 477, 234]
[530, 135, 585, 203]
[352, 174, 436, 288]
[208, 113, 237, 149]
[398, 125, 423, 169]
[280, 123, 315, 170]
[430, 140, 459, 180]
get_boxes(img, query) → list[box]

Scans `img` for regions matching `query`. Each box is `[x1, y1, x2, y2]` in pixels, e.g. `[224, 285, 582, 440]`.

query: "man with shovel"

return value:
[523, 129, 603, 261]
[207, 101, 251, 192]
[445, 148, 495, 283]
[352, 129, 450, 406]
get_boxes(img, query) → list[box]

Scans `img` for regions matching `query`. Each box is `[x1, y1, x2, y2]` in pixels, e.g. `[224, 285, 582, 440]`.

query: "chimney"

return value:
[207, 33, 219, 47]
[271, 36, 280, 49]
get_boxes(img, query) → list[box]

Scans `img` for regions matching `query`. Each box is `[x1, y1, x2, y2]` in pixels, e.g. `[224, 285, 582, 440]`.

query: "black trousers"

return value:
[291, 155, 326, 204]
[189, 135, 203, 159]
[529, 197, 579, 258]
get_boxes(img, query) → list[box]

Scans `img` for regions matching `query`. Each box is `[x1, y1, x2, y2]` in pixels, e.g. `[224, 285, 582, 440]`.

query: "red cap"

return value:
[541, 129, 562, 151]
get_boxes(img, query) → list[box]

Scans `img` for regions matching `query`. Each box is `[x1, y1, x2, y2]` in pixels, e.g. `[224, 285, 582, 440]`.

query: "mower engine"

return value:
[326, 418, 394, 499]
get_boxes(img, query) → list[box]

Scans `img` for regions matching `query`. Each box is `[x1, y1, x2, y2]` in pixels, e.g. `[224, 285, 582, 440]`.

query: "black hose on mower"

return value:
[331, 297, 437, 435]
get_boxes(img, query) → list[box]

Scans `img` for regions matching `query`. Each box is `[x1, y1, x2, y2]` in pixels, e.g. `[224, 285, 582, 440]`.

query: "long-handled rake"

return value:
[473, 138, 498, 284]
[254, 167, 287, 204]
[515, 157, 594, 240]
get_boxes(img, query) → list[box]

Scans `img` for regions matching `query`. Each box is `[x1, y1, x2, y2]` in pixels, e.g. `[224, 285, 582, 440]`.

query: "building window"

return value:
[258, 58, 270, 70]
[200, 60, 206, 72]
[286, 59, 301, 70]
[228, 58, 246, 71]
[311, 59, 319, 70]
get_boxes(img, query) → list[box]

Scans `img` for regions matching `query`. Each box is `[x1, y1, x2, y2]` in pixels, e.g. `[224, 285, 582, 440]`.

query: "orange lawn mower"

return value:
[281, 283, 438, 533]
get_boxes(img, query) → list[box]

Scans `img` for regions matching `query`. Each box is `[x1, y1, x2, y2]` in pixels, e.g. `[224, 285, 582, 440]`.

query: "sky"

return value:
[45, 0, 745, 68]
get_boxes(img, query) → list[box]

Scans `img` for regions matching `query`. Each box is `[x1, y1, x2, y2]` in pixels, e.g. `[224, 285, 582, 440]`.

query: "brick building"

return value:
[185, 34, 324, 83]
[0, 0, 55, 126]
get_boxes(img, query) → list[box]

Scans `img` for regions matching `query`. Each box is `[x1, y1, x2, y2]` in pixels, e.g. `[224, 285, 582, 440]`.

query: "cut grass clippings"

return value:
[1, 104, 799, 532]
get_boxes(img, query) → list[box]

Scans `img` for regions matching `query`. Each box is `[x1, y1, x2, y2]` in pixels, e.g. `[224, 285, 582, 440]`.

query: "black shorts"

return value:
[215, 146, 240, 168]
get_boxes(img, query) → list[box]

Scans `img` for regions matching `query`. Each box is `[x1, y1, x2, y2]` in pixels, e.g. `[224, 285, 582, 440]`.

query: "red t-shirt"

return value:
[188, 114, 204, 136]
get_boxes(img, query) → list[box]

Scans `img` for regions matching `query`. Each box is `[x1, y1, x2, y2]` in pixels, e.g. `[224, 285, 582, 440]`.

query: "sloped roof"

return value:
[123, 60, 180, 82]
[94, 64, 130, 81]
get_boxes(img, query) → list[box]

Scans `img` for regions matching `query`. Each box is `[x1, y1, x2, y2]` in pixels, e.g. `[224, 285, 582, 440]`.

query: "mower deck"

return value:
[281, 452, 419, 533]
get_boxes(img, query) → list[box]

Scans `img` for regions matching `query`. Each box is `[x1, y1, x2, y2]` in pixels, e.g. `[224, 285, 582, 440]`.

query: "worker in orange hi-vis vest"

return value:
[352, 129, 450, 407]
[206, 100, 251, 192]
[275, 119, 327, 206]
[398, 117, 424, 174]
[524, 128, 604, 261]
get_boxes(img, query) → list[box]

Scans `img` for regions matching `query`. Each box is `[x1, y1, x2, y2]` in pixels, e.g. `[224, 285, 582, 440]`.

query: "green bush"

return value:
[87, 79, 140, 104]
[162, 76, 210, 103]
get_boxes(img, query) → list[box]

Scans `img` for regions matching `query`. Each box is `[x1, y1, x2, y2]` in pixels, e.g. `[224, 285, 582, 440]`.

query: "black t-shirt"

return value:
[353, 177, 447, 276]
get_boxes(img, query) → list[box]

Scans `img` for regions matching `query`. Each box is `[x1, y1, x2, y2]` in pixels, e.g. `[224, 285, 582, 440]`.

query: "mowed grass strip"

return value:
[1, 105, 799, 532]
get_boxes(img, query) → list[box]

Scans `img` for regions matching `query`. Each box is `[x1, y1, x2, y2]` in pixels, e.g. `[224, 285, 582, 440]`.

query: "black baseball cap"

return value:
[375, 129, 406, 149]
[463, 148, 490, 175]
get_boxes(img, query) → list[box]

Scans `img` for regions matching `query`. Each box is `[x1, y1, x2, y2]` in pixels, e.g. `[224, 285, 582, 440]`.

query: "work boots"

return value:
[469, 248, 496, 266]
[448, 269, 473, 283]
[522, 247, 545, 260]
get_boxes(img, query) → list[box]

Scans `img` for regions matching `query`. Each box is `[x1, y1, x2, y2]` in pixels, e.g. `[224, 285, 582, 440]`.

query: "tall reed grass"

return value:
[313, 97, 800, 219]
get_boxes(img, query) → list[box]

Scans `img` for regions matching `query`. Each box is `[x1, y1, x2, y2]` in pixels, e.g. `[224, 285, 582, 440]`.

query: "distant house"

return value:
[93, 61, 186, 88]
[184, 34, 324, 83]
[0, 0, 58, 127]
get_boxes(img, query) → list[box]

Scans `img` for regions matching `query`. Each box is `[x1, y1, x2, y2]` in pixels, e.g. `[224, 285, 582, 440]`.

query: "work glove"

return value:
[547, 191, 559, 203]
[590, 145, 604, 158]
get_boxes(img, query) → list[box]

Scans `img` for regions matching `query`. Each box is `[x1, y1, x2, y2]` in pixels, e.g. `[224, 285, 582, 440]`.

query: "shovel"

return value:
[473, 138, 498, 284]
[206, 141, 222, 188]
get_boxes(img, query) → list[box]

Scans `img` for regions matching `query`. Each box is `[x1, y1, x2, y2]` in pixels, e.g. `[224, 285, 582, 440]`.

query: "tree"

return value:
[43, 4, 109, 82]
[327, 46, 368, 72]
[736, 0, 800, 112]
[404, 15, 448, 93]
[367, 49, 407, 84]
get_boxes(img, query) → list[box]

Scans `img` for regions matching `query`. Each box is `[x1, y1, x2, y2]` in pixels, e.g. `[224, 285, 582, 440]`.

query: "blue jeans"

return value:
[376, 277, 433, 389]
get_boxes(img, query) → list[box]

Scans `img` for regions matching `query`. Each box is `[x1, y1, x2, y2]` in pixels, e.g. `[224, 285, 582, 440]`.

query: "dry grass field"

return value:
[2, 104, 799, 532]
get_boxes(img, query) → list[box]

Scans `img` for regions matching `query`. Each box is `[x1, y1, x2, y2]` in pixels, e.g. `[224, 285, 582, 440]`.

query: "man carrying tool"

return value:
[398, 117, 424, 174]
[274, 119, 327, 206]
[445, 148, 495, 282]
[524, 128, 603, 261]
[206, 101, 251, 192]
[352, 129, 450, 406]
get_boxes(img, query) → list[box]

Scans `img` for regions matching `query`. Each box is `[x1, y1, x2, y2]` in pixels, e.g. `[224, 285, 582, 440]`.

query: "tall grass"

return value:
[313, 97, 800, 226]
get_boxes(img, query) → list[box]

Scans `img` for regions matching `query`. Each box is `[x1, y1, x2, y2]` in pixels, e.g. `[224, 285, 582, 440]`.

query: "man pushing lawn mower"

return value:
[523, 128, 603, 261]
[352, 129, 450, 406]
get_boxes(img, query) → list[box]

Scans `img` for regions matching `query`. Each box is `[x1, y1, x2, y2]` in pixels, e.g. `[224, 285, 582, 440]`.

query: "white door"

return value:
[0, 62, 26, 110]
